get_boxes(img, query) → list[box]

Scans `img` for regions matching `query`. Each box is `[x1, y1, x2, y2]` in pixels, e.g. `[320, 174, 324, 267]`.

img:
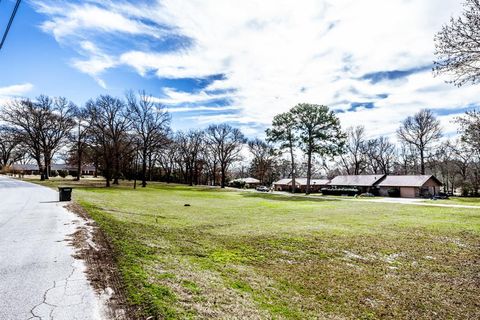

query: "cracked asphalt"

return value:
[0, 176, 105, 320]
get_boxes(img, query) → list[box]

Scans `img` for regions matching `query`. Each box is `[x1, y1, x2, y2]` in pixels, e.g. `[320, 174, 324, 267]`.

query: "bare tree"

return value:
[37, 96, 76, 179]
[451, 139, 476, 195]
[456, 109, 480, 154]
[397, 109, 442, 174]
[203, 147, 219, 186]
[248, 138, 278, 184]
[176, 130, 205, 186]
[157, 134, 178, 183]
[1, 96, 75, 180]
[69, 106, 90, 181]
[0, 126, 23, 170]
[432, 141, 457, 193]
[127, 91, 170, 187]
[1, 99, 45, 179]
[339, 126, 367, 175]
[365, 137, 396, 174]
[434, 0, 480, 86]
[86, 95, 131, 187]
[206, 124, 246, 188]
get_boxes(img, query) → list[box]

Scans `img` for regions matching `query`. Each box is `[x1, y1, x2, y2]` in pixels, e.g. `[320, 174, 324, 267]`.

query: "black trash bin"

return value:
[58, 187, 72, 201]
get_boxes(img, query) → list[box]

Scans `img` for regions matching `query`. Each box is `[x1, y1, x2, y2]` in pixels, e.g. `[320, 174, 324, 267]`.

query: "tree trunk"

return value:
[104, 164, 111, 187]
[44, 152, 51, 180]
[148, 154, 153, 182]
[113, 150, 120, 185]
[36, 157, 44, 181]
[76, 148, 82, 181]
[306, 151, 312, 195]
[141, 148, 147, 188]
[221, 165, 226, 188]
[212, 162, 217, 186]
[289, 142, 296, 194]
[420, 148, 425, 174]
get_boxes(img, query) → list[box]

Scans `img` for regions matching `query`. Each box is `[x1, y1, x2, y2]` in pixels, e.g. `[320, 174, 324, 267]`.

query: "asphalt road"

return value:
[0, 175, 104, 320]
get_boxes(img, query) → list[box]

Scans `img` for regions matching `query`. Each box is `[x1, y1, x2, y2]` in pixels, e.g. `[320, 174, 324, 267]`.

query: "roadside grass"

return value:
[30, 178, 480, 319]
[432, 196, 480, 206]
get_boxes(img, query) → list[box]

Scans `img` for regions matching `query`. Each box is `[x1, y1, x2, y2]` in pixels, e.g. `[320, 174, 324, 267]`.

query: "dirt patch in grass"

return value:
[65, 202, 139, 319]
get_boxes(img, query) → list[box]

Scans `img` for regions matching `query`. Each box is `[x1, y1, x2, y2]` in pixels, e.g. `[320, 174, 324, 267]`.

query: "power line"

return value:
[0, 0, 22, 51]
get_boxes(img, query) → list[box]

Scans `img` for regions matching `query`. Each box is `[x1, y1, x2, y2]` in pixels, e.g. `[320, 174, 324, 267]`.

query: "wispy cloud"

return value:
[0, 83, 34, 106]
[0, 83, 34, 96]
[33, 1, 165, 41]
[32, 0, 473, 139]
[166, 105, 240, 113]
[153, 87, 232, 105]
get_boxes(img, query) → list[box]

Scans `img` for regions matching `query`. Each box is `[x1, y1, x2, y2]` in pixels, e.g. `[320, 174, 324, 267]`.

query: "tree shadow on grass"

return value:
[240, 192, 342, 203]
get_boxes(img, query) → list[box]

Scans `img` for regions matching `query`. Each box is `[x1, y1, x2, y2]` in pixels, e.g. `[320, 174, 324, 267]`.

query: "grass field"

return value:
[34, 179, 480, 319]
[433, 197, 480, 206]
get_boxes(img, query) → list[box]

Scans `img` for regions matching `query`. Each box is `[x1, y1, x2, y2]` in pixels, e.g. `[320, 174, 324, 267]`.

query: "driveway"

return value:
[0, 175, 105, 319]
[270, 190, 480, 209]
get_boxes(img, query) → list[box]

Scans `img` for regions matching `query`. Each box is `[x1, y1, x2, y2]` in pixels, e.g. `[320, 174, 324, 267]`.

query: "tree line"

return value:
[1, 94, 479, 195]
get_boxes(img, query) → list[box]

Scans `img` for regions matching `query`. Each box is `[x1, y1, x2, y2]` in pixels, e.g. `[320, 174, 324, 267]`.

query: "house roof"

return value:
[10, 163, 39, 171]
[274, 178, 330, 186]
[377, 175, 442, 187]
[235, 177, 260, 184]
[273, 178, 292, 185]
[329, 175, 386, 187]
[9, 163, 96, 172]
[292, 178, 330, 186]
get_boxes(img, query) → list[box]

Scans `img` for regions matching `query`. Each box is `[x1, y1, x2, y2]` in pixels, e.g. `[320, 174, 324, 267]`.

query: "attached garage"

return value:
[377, 175, 442, 198]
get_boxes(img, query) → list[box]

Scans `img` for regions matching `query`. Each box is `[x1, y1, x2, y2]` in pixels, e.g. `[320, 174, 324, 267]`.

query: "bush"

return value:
[58, 170, 68, 178]
[321, 188, 359, 196]
[359, 193, 374, 197]
[230, 180, 246, 189]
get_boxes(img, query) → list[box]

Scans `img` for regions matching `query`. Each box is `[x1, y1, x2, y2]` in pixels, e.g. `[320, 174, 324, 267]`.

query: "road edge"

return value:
[65, 202, 138, 319]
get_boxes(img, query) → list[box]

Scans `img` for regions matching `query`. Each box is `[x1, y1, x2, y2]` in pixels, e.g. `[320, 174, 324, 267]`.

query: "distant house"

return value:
[9, 163, 96, 176]
[273, 178, 292, 191]
[9, 163, 39, 175]
[328, 175, 386, 194]
[376, 175, 442, 198]
[273, 178, 330, 193]
[229, 177, 261, 188]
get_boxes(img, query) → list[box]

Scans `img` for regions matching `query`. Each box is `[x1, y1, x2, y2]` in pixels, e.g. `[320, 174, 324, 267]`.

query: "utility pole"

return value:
[0, 0, 22, 51]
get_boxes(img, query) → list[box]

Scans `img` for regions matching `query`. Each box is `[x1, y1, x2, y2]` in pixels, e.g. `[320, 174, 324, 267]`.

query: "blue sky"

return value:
[0, 0, 478, 138]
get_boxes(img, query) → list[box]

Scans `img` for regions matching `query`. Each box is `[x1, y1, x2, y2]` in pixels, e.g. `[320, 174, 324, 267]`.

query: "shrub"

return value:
[230, 180, 246, 189]
[58, 170, 68, 178]
[321, 188, 359, 196]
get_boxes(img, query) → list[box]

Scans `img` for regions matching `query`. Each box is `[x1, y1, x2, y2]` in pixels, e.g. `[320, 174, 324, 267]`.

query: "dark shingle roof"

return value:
[329, 175, 386, 187]
[377, 175, 442, 187]
[294, 178, 330, 186]
[273, 178, 330, 186]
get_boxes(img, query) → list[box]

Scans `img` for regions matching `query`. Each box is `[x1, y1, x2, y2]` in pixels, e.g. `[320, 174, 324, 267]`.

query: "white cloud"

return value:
[166, 105, 239, 113]
[153, 87, 231, 105]
[0, 83, 34, 96]
[71, 41, 116, 88]
[0, 83, 34, 106]
[34, 0, 473, 138]
[33, 1, 163, 41]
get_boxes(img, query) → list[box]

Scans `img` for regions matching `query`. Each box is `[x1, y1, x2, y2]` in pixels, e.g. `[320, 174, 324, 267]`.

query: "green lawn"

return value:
[431, 196, 480, 206]
[35, 179, 480, 319]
